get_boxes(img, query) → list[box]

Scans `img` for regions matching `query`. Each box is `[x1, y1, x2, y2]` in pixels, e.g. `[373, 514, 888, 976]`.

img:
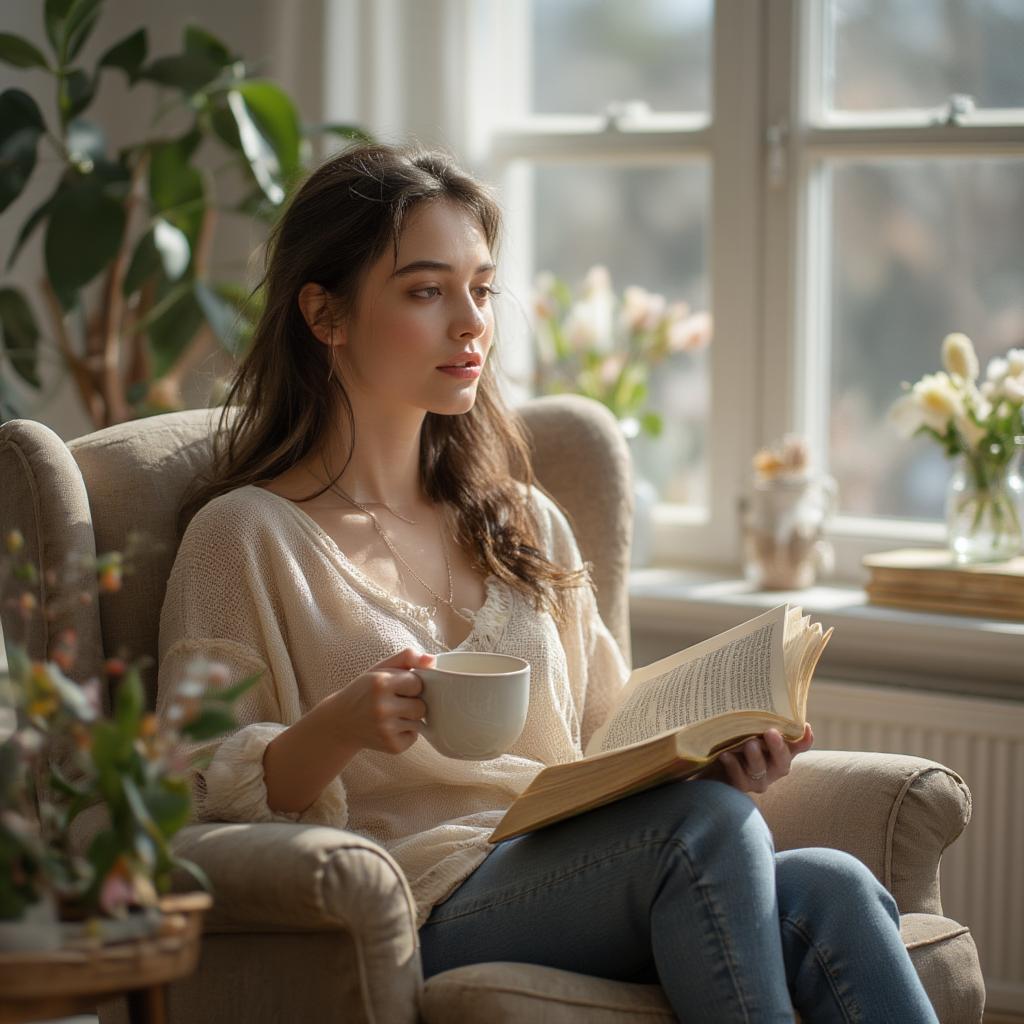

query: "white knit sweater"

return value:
[155, 483, 629, 928]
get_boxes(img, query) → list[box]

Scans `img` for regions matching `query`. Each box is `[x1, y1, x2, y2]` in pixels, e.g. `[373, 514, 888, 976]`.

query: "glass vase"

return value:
[945, 439, 1024, 564]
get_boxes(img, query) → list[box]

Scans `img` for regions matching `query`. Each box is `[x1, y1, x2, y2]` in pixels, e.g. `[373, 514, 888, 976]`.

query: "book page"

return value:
[585, 605, 791, 757]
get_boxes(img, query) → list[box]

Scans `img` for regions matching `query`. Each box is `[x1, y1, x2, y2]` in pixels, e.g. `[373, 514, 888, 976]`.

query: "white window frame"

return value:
[326, 0, 1024, 584]
[762, 0, 1024, 582]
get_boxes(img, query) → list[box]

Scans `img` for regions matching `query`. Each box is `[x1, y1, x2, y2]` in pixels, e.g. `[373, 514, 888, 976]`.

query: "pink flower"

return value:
[99, 863, 135, 916]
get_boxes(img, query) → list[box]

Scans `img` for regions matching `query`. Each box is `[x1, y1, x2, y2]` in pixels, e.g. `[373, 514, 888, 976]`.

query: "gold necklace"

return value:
[332, 488, 475, 629]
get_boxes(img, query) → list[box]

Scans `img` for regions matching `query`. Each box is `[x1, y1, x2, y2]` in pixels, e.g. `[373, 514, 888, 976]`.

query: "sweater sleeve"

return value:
[155, 500, 348, 828]
[530, 488, 631, 753]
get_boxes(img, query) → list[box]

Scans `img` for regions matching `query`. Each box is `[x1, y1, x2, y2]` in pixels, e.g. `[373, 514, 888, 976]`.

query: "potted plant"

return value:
[0, 3, 371, 426]
[531, 265, 712, 565]
[889, 333, 1024, 563]
[0, 526, 258, 950]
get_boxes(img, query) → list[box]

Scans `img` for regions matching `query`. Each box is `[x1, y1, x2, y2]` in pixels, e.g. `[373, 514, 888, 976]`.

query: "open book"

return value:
[489, 604, 832, 844]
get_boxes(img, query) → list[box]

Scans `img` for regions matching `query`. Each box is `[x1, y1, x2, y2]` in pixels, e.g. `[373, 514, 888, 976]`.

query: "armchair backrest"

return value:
[0, 393, 632, 710]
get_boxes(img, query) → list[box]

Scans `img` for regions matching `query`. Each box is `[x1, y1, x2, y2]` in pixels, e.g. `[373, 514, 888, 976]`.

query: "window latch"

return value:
[938, 93, 976, 126]
[602, 100, 650, 133]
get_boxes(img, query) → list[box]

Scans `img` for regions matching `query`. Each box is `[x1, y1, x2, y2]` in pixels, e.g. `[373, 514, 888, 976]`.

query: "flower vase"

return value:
[623, 427, 657, 568]
[945, 438, 1024, 564]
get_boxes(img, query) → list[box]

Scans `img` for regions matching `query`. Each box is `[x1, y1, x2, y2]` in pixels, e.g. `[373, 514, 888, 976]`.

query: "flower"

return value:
[532, 266, 712, 436]
[0, 534, 260, 925]
[942, 332, 980, 382]
[889, 333, 1024, 559]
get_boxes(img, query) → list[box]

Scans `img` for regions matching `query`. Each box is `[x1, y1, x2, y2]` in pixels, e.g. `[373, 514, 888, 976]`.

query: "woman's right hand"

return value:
[325, 647, 435, 755]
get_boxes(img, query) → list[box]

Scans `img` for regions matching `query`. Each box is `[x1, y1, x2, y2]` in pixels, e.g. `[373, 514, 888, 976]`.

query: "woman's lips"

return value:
[437, 365, 481, 379]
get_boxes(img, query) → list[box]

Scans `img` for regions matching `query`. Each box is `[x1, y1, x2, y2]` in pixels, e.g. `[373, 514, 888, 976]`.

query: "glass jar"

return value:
[741, 474, 837, 590]
[945, 437, 1024, 564]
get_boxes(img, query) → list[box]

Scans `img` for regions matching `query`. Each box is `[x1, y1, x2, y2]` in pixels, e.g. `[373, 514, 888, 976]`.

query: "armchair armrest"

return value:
[750, 750, 972, 916]
[171, 822, 422, 1021]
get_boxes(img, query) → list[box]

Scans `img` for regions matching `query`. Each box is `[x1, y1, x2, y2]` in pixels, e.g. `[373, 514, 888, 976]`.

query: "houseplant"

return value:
[0, 526, 258, 948]
[0, 2, 371, 426]
[889, 333, 1024, 562]
[531, 265, 711, 566]
[531, 264, 711, 440]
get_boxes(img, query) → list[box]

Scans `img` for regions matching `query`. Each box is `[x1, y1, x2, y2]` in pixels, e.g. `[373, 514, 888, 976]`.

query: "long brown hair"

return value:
[178, 141, 590, 620]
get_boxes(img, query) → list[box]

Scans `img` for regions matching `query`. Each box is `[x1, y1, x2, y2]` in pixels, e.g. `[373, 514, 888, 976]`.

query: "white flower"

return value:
[986, 356, 1009, 383]
[667, 311, 712, 353]
[1003, 374, 1024, 403]
[1007, 348, 1024, 377]
[889, 372, 964, 437]
[619, 286, 654, 333]
[942, 332, 979, 382]
[562, 301, 601, 352]
[582, 265, 611, 297]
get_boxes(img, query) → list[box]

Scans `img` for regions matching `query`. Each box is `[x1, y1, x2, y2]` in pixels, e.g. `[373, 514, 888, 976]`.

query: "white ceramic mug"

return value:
[411, 652, 530, 760]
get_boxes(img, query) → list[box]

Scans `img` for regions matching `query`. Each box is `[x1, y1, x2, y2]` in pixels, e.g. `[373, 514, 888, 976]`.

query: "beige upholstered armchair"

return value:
[0, 395, 984, 1023]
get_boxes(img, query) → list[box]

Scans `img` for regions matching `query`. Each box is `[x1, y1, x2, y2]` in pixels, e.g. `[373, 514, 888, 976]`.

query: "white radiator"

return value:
[810, 679, 1024, 1015]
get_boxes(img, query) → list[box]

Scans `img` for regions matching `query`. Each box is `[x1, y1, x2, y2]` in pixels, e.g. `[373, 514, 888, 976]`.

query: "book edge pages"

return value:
[583, 603, 791, 758]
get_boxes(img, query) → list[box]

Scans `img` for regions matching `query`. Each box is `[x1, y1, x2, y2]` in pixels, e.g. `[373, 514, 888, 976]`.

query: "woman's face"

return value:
[336, 199, 497, 417]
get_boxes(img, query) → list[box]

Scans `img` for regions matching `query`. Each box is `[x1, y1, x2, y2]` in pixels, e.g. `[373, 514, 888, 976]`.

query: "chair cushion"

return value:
[419, 914, 983, 1024]
[420, 961, 674, 1023]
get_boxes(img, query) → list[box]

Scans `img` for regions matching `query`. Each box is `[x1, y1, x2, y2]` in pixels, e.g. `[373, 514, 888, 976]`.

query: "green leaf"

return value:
[146, 283, 203, 376]
[142, 782, 190, 836]
[122, 230, 161, 296]
[0, 286, 41, 388]
[114, 668, 144, 737]
[66, 118, 105, 165]
[147, 135, 204, 242]
[203, 670, 262, 704]
[0, 34, 51, 71]
[44, 0, 76, 55]
[97, 27, 146, 81]
[170, 854, 211, 893]
[194, 281, 242, 354]
[58, 68, 94, 124]
[180, 705, 236, 741]
[226, 81, 303, 205]
[306, 121, 374, 146]
[0, 367, 24, 420]
[152, 218, 190, 280]
[0, 89, 45, 213]
[50, 762, 90, 799]
[63, 0, 103, 62]
[139, 53, 223, 94]
[44, 178, 126, 294]
[183, 24, 234, 66]
[640, 411, 663, 438]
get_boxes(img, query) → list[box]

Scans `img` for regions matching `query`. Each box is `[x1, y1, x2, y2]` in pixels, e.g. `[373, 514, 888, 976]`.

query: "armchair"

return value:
[0, 394, 983, 1023]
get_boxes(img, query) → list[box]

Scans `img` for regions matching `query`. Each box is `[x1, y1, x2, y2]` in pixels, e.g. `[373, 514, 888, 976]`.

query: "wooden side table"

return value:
[0, 892, 211, 1024]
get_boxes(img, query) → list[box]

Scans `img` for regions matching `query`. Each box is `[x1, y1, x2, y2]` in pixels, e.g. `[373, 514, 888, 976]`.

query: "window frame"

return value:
[327, 0, 1024, 584]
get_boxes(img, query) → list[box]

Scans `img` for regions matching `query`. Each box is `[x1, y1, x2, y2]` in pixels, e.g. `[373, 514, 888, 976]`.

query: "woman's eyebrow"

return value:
[391, 259, 496, 278]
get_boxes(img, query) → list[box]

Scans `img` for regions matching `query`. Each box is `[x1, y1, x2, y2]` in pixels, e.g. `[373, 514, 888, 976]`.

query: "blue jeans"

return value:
[419, 779, 938, 1023]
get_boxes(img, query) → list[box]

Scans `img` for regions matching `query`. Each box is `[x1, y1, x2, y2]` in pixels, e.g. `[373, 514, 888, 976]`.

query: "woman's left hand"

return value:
[712, 723, 814, 794]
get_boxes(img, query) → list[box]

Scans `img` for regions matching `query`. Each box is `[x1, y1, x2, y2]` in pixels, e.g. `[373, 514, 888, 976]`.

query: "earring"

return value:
[327, 354, 334, 386]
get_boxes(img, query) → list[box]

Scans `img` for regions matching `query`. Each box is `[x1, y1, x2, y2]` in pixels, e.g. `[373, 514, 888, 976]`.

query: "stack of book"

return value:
[862, 548, 1024, 622]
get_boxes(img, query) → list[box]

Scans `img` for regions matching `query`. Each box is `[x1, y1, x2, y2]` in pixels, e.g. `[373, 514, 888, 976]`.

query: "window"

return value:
[332, 0, 1024, 579]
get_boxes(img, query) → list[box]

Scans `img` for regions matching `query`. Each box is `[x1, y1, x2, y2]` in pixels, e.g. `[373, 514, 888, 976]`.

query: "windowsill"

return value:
[628, 567, 1024, 703]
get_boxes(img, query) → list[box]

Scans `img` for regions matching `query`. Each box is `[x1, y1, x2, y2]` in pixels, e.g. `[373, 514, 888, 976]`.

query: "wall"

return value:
[0, 0, 326, 439]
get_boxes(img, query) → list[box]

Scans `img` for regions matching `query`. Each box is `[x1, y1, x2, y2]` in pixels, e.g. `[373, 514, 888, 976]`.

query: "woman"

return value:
[158, 141, 938, 1022]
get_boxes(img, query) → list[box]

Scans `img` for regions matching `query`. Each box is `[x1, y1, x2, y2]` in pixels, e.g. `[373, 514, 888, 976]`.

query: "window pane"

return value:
[827, 0, 1024, 112]
[828, 159, 1024, 519]
[531, 162, 711, 507]
[529, 0, 713, 115]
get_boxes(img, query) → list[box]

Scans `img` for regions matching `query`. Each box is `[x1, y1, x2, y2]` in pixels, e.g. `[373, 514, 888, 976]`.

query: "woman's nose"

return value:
[451, 295, 488, 338]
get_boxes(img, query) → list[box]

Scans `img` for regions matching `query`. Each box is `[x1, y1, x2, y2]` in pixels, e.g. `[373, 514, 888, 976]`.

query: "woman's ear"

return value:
[298, 283, 344, 346]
